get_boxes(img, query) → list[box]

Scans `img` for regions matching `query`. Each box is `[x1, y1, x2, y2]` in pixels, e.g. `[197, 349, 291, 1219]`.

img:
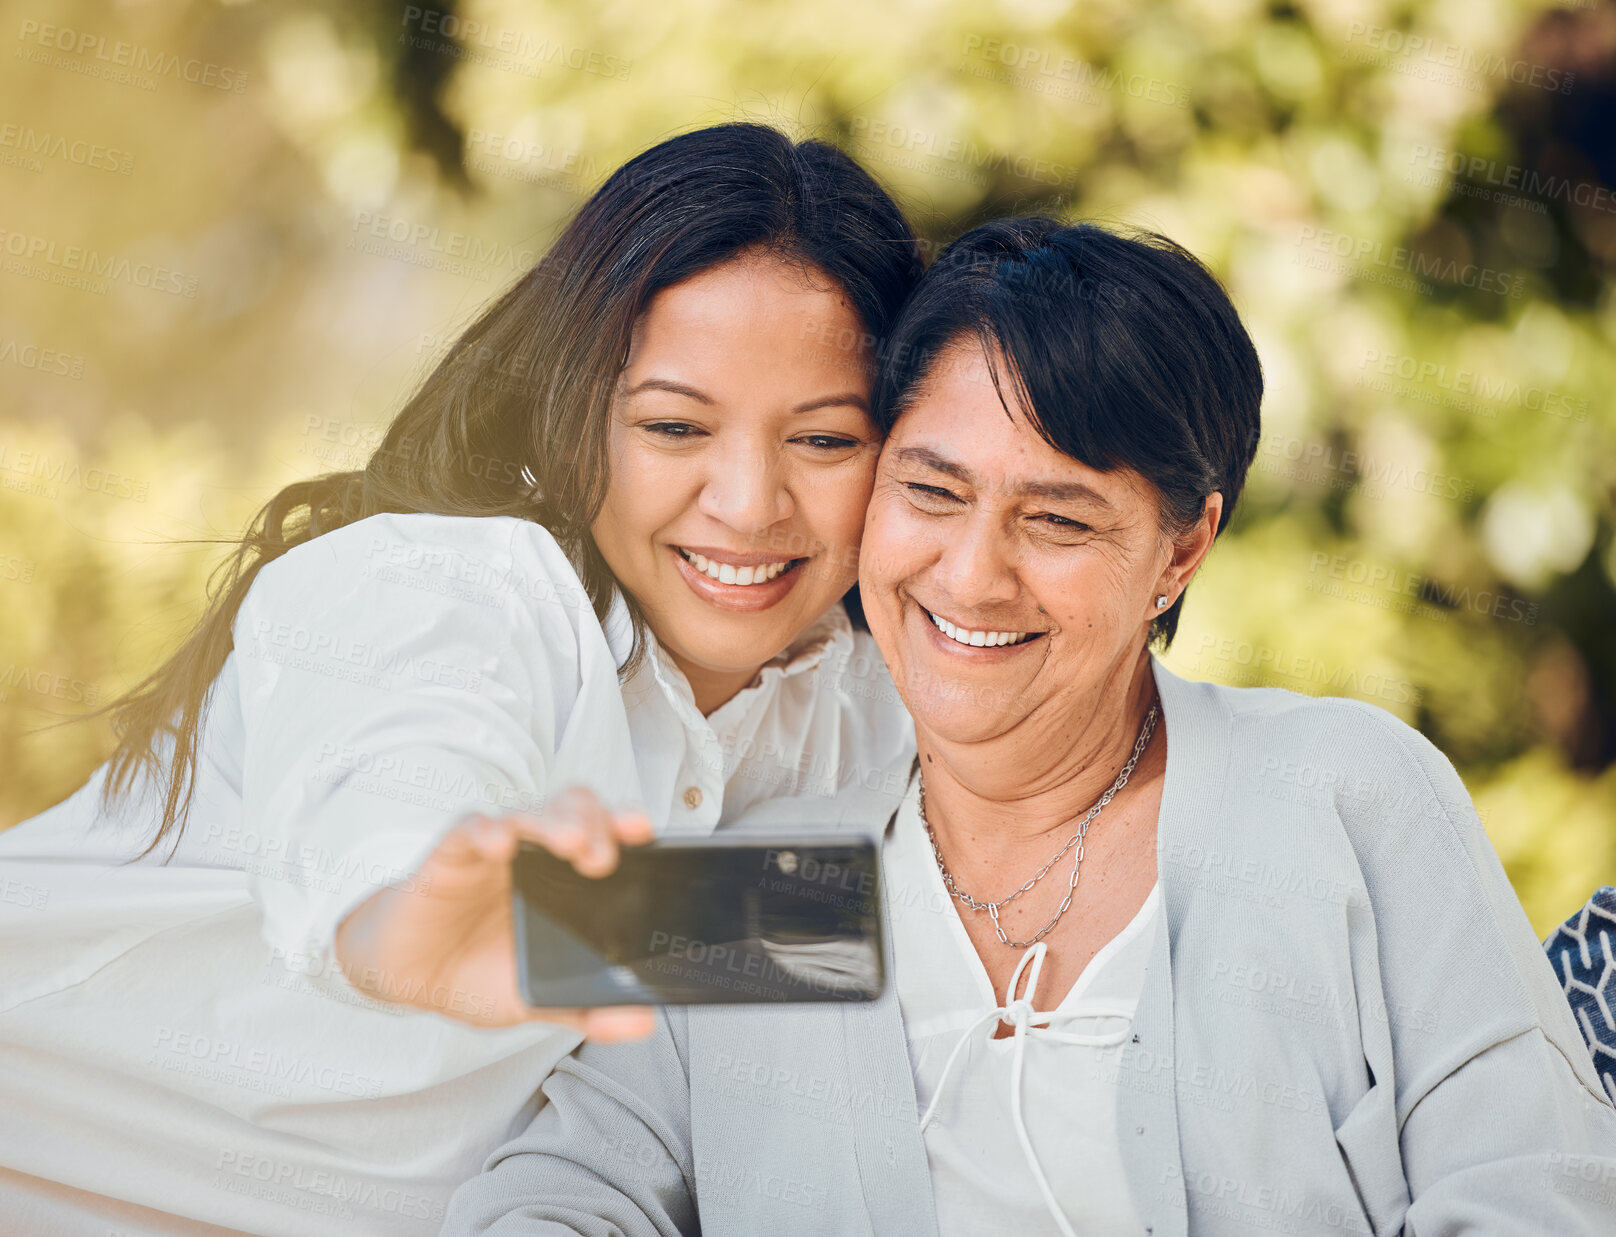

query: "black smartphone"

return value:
[511, 835, 883, 1007]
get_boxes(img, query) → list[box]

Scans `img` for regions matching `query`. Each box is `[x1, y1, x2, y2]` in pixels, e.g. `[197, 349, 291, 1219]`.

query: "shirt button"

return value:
[683, 787, 703, 810]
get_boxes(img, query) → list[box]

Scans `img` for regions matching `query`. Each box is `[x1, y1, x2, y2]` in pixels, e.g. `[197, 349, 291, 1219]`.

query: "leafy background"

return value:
[2, 0, 1612, 934]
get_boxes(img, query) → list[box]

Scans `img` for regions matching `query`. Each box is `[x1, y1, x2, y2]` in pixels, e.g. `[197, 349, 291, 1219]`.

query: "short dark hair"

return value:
[872, 216, 1262, 647]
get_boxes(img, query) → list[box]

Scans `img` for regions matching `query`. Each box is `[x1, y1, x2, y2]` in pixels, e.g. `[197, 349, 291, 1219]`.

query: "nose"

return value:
[931, 515, 1019, 609]
[696, 439, 794, 535]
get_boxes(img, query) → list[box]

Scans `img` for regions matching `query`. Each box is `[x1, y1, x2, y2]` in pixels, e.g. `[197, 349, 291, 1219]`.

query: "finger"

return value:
[552, 785, 612, 825]
[501, 789, 630, 876]
[543, 789, 625, 877]
[513, 1004, 653, 1041]
[569, 832, 622, 879]
[420, 814, 513, 868]
[580, 1006, 657, 1043]
[552, 786, 617, 845]
[609, 811, 655, 846]
[519, 1005, 591, 1033]
[500, 809, 618, 877]
[504, 805, 593, 862]
[555, 787, 622, 874]
[459, 814, 520, 862]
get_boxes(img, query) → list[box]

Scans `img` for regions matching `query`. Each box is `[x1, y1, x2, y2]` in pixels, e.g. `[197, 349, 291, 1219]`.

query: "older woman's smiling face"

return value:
[861, 340, 1219, 747]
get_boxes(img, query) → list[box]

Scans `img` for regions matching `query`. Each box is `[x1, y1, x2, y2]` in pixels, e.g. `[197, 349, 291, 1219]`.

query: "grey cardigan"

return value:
[445, 658, 1616, 1236]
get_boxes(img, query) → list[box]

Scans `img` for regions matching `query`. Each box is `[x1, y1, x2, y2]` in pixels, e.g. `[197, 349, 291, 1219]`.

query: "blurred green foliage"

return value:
[2, 0, 1613, 935]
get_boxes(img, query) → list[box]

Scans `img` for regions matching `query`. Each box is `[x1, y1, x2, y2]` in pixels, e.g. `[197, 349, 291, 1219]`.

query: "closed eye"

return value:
[905, 482, 962, 503]
[642, 421, 706, 439]
[795, 434, 861, 450]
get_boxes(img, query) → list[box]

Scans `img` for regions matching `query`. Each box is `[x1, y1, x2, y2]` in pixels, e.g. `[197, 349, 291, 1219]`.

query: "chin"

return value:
[903, 674, 1025, 744]
[671, 612, 791, 668]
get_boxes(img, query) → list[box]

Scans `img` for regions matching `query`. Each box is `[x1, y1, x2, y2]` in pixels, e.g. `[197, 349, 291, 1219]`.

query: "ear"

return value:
[1158, 492, 1223, 602]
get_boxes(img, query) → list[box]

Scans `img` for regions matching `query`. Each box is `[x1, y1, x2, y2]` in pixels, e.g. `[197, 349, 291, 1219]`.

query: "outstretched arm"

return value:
[234, 513, 650, 1035]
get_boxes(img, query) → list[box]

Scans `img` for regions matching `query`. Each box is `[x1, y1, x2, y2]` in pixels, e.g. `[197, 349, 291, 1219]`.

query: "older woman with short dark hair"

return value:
[444, 219, 1616, 1237]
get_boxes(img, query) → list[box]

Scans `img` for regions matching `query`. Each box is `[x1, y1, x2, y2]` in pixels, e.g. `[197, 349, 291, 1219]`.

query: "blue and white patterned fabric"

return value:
[1544, 886, 1616, 1104]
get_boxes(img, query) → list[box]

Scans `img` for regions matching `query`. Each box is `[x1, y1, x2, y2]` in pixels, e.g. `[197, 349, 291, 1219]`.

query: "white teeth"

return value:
[681, 551, 794, 586]
[927, 611, 1034, 648]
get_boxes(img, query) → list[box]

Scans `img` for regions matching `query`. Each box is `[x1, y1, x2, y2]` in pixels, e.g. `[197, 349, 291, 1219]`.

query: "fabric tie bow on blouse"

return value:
[917, 940, 1137, 1237]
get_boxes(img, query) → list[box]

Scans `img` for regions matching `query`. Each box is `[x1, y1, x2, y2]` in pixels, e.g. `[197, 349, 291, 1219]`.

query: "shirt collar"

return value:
[609, 591, 856, 725]
[756, 602, 853, 680]
[602, 588, 637, 671]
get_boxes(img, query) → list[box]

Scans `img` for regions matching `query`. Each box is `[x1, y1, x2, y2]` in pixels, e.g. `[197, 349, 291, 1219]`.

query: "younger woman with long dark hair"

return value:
[0, 122, 921, 1236]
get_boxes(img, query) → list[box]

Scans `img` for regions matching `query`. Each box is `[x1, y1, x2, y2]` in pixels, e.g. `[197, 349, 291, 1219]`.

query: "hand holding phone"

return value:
[333, 787, 657, 1040]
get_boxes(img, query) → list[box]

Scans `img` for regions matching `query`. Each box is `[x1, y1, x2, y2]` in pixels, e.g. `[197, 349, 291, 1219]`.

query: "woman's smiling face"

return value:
[591, 252, 878, 712]
[860, 339, 1218, 747]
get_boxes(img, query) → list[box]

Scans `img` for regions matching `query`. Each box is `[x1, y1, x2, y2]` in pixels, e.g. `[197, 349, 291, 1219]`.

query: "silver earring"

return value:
[1155, 594, 1169, 609]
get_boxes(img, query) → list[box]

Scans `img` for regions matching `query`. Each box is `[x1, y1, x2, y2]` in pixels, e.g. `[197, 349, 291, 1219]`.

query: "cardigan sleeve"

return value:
[1399, 1025, 1616, 1234]
[440, 1009, 698, 1237]
[1335, 700, 1616, 1233]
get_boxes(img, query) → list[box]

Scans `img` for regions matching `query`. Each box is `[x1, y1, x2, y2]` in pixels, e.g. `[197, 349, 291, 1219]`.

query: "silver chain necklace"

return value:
[919, 702, 1158, 949]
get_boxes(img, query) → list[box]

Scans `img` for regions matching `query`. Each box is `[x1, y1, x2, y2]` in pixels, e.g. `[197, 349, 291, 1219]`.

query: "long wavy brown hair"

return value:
[102, 122, 923, 857]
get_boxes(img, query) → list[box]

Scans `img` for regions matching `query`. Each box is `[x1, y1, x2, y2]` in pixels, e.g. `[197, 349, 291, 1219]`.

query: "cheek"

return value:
[606, 433, 659, 493]
[1035, 555, 1134, 635]
[799, 456, 878, 550]
[597, 442, 686, 557]
[859, 495, 932, 598]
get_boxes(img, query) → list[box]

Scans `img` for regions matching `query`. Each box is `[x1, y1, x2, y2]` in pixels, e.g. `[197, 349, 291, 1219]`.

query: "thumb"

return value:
[452, 814, 520, 863]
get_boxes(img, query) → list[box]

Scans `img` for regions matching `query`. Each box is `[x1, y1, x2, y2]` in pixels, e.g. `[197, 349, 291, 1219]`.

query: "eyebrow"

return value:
[622, 378, 714, 404]
[792, 392, 870, 414]
[894, 445, 1115, 509]
[622, 379, 868, 415]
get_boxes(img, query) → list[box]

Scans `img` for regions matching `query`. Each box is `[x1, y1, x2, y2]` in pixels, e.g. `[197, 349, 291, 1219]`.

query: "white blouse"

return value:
[885, 776, 1161, 1236]
[0, 512, 915, 1236]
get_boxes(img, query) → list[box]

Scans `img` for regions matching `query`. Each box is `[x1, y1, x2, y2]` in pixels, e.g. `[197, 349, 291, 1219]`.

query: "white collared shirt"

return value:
[0, 512, 914, 1236]
[885, 776, 1160, 1236]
